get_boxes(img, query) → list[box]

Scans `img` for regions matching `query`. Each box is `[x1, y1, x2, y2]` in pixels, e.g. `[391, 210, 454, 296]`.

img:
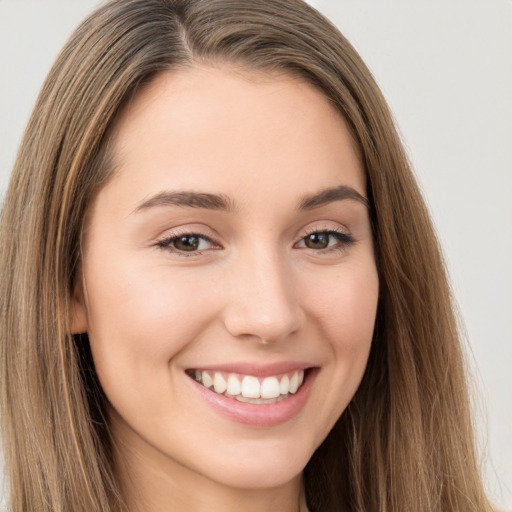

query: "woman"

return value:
[0, 0, 494, 511]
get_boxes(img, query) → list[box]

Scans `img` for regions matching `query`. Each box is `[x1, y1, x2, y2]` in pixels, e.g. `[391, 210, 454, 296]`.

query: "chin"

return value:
[191, 436, 315, 490]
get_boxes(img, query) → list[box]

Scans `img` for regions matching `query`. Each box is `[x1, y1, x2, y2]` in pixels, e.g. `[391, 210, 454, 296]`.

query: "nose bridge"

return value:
[223, 242, 301, 343]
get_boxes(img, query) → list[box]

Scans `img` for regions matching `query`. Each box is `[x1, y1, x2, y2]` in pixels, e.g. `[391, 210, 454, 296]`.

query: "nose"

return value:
[222, 247, 303, 344]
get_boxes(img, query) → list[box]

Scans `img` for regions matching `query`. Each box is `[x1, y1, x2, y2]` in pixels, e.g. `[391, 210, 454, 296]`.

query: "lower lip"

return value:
[188, 369, 317, 427]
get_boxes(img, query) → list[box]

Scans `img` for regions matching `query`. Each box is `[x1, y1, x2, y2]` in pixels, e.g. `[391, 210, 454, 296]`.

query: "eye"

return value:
[296, 229, 355, 251]
[156, 233, 215, 254]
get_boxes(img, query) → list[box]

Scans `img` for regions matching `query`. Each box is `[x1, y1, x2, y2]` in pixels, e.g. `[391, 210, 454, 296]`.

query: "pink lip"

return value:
[187, 367, 318, 428]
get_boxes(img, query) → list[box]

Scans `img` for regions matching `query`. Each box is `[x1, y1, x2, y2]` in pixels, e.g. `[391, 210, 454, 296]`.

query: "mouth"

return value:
[185, 368, 309, 405]
[186, 365, 317, 427]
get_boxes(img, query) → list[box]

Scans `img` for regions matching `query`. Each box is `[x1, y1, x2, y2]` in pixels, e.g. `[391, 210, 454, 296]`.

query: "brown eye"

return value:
[297, 230, 355, 252]
[156, 232, 216, 255]
[304, 232, 330, 249]
[173, 235, 201, 251]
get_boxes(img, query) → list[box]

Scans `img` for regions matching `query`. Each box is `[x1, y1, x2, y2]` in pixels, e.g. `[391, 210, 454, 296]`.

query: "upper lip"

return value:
[186, 361, 316, 377]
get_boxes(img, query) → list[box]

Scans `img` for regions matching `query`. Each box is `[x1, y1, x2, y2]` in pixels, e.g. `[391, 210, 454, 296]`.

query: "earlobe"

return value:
[71, 280, 88, 334]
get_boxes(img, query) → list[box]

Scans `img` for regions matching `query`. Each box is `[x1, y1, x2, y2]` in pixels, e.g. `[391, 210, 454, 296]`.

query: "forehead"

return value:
[103, 64, 365, 211]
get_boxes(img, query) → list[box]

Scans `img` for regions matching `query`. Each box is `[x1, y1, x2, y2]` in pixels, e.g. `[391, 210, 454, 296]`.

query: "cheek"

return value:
[82, 255, 220, 390]
[306, 260, 379, 349]
[302, 259, 378, 422]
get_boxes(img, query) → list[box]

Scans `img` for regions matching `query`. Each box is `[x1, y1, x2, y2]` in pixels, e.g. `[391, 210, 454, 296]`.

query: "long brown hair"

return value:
[0, 0, 493, 510]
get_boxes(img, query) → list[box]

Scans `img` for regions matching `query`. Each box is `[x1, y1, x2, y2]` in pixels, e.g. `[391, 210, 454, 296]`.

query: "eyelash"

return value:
[298, 227, 356, 254]
[155, 231, 216, 257]
[155, 227, 355, 257]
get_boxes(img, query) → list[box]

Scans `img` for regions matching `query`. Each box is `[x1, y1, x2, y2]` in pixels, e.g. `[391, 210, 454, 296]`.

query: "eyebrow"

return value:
[133, 185, 369, 214]
[298, 185, 369, 210]
[134, 191, 235, 213]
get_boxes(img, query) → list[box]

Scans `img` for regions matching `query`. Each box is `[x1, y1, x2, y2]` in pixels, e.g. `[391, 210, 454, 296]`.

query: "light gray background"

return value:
[0, 0, 511, 509]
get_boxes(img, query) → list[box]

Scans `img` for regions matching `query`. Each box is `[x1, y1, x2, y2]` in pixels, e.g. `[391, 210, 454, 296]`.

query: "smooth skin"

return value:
[72, 65, 379, 512]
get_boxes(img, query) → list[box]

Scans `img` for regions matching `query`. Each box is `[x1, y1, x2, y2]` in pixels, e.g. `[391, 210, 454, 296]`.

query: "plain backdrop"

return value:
[0, 0, 511, 509]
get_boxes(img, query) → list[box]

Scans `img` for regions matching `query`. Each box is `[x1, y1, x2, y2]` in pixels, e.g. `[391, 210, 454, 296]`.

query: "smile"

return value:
[187, 369, 306, 404]
[186, 365, 317, 426]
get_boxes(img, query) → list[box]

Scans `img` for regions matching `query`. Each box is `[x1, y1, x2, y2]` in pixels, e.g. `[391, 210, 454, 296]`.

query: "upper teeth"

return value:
[193, 370, 305, 399]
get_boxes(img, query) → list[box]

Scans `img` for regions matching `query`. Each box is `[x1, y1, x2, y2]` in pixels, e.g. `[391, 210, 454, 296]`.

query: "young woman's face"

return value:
[73, 66, 378, 494]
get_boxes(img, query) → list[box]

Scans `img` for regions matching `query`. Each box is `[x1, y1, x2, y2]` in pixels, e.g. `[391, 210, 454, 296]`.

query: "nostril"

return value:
[223, 307, 303, 344]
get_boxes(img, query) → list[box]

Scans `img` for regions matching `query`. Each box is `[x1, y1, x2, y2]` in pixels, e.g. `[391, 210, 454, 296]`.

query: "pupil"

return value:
[306, 233, 329, 249]
[175, 235, 199, 251]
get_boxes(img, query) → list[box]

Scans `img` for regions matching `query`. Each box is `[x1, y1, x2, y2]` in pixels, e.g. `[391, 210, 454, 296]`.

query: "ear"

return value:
[71, 278, 88, 334]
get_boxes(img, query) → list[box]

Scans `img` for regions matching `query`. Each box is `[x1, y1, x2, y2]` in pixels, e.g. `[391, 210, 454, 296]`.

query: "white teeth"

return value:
[279, 375, 290, 395]
[235, 394, 287, 404]
[226, 374, 241, 395]
[193, 369, 306, 400]
[213, 373, 227, 394]
[202, 371, 213, 388]
[241, 376, 260, 398]
[289, 372, 299, 394]
[260, 376, 280, 399]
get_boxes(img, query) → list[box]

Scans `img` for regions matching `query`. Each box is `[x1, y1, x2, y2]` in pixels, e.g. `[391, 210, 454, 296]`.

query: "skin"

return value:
[72, 65, 379, 512]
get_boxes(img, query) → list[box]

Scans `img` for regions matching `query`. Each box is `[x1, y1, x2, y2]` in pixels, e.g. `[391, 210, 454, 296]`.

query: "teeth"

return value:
[289, 372, 299, 394]
[241, 376, 260, 398]
[195, 369, 305, 401]
[226, 375, 241, 395]
[279, 375, 290, 395]
[260, 376, 280, 399]
[235, 394, 288, 404]
[202, 371, 213, 388]
[213, 373, 227, 394]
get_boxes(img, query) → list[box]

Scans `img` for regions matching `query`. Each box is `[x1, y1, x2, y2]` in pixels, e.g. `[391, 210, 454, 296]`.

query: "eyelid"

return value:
[297, 221, 352, 241]
[152, 222, 355, 256]
[294, 224, 356, 252]
[154, 225, 222, 256]
[154, 223, 219, 243]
